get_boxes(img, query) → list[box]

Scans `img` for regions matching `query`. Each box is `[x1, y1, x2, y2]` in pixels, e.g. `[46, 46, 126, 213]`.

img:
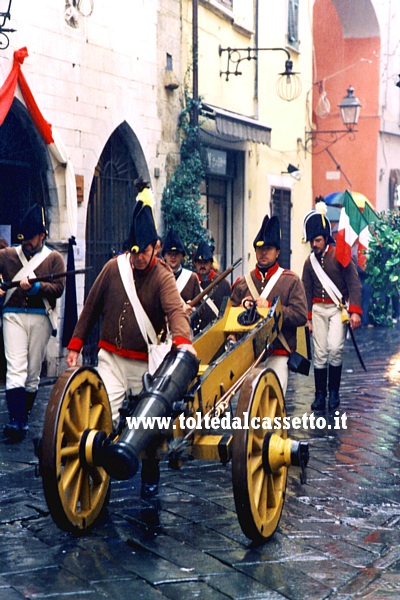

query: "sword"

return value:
[347, 324, 367, 371]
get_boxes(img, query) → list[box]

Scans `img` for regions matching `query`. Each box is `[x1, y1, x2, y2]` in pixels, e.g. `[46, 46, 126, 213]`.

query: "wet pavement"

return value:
[0, 325, 400, 599]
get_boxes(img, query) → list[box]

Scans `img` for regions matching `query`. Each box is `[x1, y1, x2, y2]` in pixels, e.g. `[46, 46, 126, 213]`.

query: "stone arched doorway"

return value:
[82, 122, 150, 364]
[0, 98, 58, 379]
[0, 98, 58, 244]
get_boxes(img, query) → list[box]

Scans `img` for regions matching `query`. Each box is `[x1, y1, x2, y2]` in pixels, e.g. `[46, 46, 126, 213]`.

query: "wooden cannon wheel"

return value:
[232, 367, 287, 543]
[41, 366, 113, 533]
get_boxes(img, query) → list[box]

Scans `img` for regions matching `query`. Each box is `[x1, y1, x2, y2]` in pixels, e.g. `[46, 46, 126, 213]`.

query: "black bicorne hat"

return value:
[128, 187, 158, 253]
[18, 204, 48, 241]
[253, 215, 281, 249]
[162, 229, 186, 256]
[302, 198, 334, 244]
[193, 239, 213, 262]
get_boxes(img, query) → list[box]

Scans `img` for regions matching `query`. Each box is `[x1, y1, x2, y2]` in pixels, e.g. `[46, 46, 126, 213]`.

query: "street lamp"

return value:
[0, 0, 16, 50]
[304, 86, 362, 152]
[219, 46, 302, 102]
[338, 86, 362, 130]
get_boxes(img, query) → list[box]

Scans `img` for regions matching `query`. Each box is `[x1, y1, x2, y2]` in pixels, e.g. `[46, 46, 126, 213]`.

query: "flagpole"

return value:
[367, 223, 382, 247]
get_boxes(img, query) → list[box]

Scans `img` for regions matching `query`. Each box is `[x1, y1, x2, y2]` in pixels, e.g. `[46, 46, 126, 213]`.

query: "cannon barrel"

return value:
[101, 347, 199, 480]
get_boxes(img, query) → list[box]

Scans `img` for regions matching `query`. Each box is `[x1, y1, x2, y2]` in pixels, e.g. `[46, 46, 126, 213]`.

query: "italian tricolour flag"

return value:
[357, 223, 370, 270]
[335, 191, 370, 268]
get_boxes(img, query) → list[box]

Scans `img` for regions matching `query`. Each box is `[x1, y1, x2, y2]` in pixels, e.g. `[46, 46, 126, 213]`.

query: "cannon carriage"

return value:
[39, 298, 309, 544]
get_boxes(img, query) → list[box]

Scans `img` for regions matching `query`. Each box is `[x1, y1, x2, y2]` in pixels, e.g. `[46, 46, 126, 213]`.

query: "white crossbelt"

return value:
[176, 268, 192, 294]
[245, 267, 284, 301]
[4, 245, 52, 306]
[117, 252, 158, 344]
[310, 253, 343, 307]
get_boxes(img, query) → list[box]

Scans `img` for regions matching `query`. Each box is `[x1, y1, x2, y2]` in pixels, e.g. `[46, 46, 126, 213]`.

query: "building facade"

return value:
[312, 0, 400, 213]
[0, 0, 183, 373]
[181, 0, 313, 278]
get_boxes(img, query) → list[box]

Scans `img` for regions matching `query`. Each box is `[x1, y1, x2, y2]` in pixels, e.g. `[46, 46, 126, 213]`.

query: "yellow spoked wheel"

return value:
[41, 366, 112, 533]
[232, 367, 287, 544]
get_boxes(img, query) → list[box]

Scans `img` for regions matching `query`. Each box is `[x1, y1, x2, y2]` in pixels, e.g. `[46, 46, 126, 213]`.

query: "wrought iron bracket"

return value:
[0, 27, 16, 50]
[0, 2, 16, 50]
[219, 45, 292, 81]
[304, 128, 358, 155]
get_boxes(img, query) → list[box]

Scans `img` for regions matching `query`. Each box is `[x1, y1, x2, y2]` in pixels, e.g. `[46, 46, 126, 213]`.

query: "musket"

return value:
[188, 257, 242, 308]
[0, 267, 93, 291]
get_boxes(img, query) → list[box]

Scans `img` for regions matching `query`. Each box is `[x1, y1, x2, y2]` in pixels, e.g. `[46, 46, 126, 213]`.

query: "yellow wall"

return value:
[181, 0, 314, 276]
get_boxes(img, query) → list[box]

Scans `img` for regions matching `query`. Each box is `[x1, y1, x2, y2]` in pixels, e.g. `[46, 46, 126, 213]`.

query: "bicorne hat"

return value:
[128, 185, 158, 254]
[253, 215, 281, 249]
[162, 229, 186, 256]
[193, 240, 213, 262]
[302, 198, 335, 244]
[18, 204, 48, 241]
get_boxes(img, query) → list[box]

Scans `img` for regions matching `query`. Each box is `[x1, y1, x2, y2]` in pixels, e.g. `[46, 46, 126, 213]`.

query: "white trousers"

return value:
[96, 348, 148, 424]
[3, 312, 52, 392]
[261, 354, 289, 396]
[311, 303, 346, 368]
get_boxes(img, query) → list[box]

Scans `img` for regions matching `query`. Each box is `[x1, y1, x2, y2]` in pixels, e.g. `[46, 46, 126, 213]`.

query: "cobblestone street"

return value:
[0, 325, 399, 599]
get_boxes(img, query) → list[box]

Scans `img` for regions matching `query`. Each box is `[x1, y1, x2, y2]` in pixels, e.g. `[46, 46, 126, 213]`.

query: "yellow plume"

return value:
[137, 187, 158, 231]
[137, 187, 154, 207]
[315, 200, 327, 227]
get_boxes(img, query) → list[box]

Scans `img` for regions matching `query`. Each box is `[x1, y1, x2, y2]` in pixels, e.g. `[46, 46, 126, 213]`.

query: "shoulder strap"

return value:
[117, 253, 157, 345]
[4, 245, 52, 306]
[245, 267, 284, 300]
[245, 273, 259, 299]
[310, 253, 342, 306]
[176, 268, 192, 294]
[205, 296, 219, 316]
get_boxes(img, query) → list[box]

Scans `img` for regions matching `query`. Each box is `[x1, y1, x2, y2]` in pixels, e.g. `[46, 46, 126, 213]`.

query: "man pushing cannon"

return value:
[66, 181, 196, 498]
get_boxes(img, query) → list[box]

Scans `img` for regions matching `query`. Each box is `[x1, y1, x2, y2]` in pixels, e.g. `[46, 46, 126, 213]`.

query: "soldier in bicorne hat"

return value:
[301, 198, 362, 411]
[230, 215, 307, 394]
[162, 229, 200, 305]
[0, 204, 65, 442]
[191, 239, 231, 334]
[67, 181, 196, 499]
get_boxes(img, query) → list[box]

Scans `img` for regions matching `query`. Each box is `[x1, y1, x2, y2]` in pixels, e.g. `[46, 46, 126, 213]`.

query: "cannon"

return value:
[39, 297, 309, 543]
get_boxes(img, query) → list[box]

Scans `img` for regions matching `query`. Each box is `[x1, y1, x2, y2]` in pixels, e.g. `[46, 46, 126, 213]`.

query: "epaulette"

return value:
[158, 257, 173, 273]
[232, 276, 242, 288]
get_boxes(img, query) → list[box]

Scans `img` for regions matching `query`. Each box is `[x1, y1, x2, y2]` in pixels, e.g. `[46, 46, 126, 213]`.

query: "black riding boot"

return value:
[311, 367, 327, 411]
[328, 364, 342, 410]
[4, 387, 27, 442]
[141, 458, 160, 499]
[25, 390, 38, 427]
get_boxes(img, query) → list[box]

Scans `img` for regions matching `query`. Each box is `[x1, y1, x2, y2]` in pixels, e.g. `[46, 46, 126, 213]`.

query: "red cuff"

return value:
[307, 311, 312, 320]
[348, 304, 362, 315]
[67, 337, 84, 352]
[172, 336, 192, 346]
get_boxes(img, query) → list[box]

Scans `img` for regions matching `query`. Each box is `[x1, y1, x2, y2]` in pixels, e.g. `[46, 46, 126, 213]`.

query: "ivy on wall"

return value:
[365, 210, 400, 325]
[161, 93, 208, 259]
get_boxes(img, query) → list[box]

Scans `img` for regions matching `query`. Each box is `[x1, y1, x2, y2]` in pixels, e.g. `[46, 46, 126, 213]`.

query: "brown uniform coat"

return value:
[192, 271, 231, 334]
[68, 254, 191, 360]
[231, 263, 307, 353]
[0, 245, 65, 310]
[176, 269, 201, 303]
[302, 246, 362, 318]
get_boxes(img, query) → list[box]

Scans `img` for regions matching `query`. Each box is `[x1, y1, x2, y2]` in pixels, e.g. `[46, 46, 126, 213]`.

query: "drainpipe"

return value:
[192, 0, 199, 129]
[254, 0, 259, 119]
